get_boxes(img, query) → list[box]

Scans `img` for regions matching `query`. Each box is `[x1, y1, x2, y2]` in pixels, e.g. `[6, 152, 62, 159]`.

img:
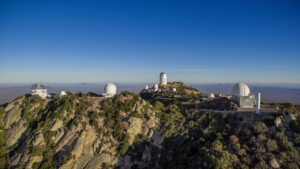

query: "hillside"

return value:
[0, 92, 159, 169]
[1, 85, 300, 169]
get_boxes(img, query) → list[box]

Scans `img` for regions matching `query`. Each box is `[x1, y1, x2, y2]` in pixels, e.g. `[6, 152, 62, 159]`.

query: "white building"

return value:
[103, 83, 117, 98]
[145, 85, 149, 90]
[208, 93, 215, 100]
[60, 91, 67, 97]
[31, 84, 48, 99]
[232, 82, 256, 108]
[172, 88, 177, 92]
[154, 83, 159, 92]
[160, 72, 167, 85]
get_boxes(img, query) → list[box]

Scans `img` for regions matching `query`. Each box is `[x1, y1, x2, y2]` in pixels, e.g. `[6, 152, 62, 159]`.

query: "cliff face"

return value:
[0, 92, 160, 169]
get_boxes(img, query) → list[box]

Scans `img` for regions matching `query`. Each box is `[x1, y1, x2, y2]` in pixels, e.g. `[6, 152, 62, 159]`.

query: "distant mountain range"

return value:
[0, 83, 300, 105]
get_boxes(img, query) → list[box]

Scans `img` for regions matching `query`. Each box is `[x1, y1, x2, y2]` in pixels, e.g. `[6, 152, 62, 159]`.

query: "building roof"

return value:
[31, 83, 46, 90]
[232, 82, 250, 97]
[160, 72, 167, 78]
[104, 83, 117, 95]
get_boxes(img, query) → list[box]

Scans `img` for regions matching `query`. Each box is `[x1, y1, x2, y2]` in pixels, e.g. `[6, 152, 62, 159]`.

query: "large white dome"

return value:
[104, 83, 117, 96]
[232, 82, 250, 97]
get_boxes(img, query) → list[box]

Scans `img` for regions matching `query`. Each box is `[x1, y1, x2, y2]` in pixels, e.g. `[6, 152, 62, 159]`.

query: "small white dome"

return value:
[232, 82, 250, 97]
[145, 85, 149, 90]
[60, 91, 67, 96]
[104, 83, 117, 96]
[208, 93, 215, 99]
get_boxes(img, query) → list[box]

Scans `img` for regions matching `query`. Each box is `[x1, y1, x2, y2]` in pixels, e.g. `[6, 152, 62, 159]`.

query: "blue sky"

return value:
[0, 0, 300, 84]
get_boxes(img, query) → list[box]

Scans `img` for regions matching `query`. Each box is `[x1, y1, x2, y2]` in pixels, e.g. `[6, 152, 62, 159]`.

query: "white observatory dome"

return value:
[232, 82, 250, 97]
[208, 93, 215, 99]
[172, 88, 177, 92]
[104, 83, 117, 96]
[60, 91, 67, 96]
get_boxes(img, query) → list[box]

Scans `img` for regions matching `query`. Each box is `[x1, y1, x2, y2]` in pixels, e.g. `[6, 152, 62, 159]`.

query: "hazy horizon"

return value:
[1, 83, 300, 105]
[1, 81, 300, 89]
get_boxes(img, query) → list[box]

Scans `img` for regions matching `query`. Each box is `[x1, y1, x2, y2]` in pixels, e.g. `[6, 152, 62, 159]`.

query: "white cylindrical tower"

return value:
[145, 85, 149, 90]
[159, 72, 167, 85]
[256, 92, 261, 114]
[154, 83, 159, 92]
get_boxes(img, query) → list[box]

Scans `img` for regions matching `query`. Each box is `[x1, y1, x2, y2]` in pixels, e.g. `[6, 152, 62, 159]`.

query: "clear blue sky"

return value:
[0, 0, 299, 84]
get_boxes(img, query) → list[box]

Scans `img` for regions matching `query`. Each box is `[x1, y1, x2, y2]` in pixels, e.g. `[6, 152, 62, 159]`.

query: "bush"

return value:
[88, 111, 99, 128]
[254, 122, 268, 134]
[211, 140, 223, 153]
[266, 139, 278, 152]
[154, 101, 165, 111]
[120, 135, 130, 156]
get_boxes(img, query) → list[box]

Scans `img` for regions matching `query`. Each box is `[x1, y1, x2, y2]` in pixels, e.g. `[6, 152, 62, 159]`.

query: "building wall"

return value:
[160, 77, 167, 85]
[232, 95, 256, 108]
[32, 89, 48, 99]
[238, 95, 256, 108]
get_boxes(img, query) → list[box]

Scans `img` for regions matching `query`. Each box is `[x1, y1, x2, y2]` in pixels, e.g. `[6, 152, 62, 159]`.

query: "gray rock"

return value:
[269, 159, 280, 168]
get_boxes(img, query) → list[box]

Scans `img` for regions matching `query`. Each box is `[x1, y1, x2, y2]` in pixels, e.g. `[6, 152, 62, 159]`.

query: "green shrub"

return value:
[154, 101, 165, 111]
[120, 135, 130, 156]
[254, 122, 268, 134]
[266, 139, 278, 152]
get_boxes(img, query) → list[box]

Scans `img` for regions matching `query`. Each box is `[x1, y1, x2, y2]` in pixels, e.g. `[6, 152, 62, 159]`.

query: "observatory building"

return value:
[153, 83, 159, 92]
[60, 91, 67, 97]
[103, 83, 117, 98]
[145, 85, 149, 90]
[232, 82, 256, 108]
[208, 93, 215, 100]
[31, 84, 48, 99]
[160, 72, 167, 85]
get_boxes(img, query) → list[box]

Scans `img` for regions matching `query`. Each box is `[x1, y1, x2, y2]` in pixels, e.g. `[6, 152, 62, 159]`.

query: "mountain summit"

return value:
[0, 83, 300, 169]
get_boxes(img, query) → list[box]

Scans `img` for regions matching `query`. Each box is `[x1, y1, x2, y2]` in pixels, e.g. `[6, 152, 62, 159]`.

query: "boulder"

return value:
[269, 159, 280, 168]
[72, 131, 86, 158]
[50, 120, 64, 131]
[26, 156, 43, 169]
[3, 105, 22, 129]
[142, 126, 149, 136]
[127, 117, 143, 144]
[33, 133, 46, 146]
[274, 117, 282, 128]
[146, 117, 156, 128]
[84, 154, 117, 169]
[6, 120, 27, 146]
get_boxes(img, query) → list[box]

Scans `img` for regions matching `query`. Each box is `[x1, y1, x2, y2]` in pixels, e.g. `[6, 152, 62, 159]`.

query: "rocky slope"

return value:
[0, 92, 159, 169]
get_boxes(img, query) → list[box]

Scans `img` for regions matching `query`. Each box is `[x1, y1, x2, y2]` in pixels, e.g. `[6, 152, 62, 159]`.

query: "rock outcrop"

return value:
[0, 92, 160, 169]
